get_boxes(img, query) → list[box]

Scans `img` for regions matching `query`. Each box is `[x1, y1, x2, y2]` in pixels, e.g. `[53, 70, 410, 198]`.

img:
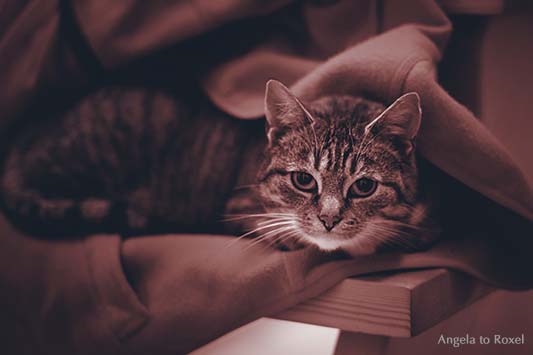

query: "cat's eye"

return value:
[291, 172, 317, 192]
[348, 178, 377, 198]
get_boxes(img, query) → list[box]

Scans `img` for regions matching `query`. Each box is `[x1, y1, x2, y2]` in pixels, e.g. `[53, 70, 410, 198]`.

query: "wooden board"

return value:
[275, 268, 492, 337]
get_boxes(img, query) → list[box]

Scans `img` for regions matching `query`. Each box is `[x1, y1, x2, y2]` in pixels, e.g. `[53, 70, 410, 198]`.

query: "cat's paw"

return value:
[39, 199, 74, 219]
[126, 208, 148, 230]
[81, 198, 111, 221]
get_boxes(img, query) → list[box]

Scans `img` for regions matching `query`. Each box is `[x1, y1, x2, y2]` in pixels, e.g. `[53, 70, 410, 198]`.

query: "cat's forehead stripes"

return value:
[259, 88, 426, 255]
[307, 97, 414, 203]
[267, 94, 416, 198]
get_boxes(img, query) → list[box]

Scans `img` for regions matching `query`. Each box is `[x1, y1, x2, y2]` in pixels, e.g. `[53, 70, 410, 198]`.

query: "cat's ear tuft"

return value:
[365, 92, 421, 154]
[265, 80, 312, 143]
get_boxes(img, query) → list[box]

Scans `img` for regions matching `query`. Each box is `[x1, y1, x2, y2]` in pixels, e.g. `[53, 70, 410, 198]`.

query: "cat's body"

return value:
[0, 81, 438, 254]
[1, 88, 264, 235]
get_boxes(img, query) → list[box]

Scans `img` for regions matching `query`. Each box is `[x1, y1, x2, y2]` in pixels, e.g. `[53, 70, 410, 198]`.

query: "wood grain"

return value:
[275, 268, 492, 337]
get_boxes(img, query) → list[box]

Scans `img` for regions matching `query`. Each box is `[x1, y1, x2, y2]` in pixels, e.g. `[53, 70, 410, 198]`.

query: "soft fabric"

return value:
[200, 1, 533, 220]
[0, 1, 532, 354]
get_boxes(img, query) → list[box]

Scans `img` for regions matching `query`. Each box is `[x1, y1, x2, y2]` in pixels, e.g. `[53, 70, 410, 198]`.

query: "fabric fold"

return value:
[0, 1, 532, 354]
[0, 216, 125, 355]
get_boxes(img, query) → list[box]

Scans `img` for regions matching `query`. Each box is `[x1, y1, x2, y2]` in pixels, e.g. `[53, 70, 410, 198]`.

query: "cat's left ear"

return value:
[364, 92, 421, 154]
[264, 79, 313, 144]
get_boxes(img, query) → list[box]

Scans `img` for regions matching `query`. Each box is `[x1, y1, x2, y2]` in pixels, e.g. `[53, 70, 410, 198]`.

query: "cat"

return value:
[227, 80, 437, 255]
[0, 87, 260, 235]
[0, 80, 438, 255]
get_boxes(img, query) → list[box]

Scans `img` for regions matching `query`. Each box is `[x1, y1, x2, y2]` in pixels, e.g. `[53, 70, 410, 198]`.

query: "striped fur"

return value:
[249, 81, 438, 255]
[0, 87, 260, 235]
[0, 82, 438, 253]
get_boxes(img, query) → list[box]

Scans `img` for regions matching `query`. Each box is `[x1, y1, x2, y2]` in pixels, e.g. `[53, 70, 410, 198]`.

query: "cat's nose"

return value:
[318, 214, 341, 231]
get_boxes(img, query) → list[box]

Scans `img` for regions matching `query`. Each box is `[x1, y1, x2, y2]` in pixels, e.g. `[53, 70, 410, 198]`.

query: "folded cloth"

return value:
[1, 212, 530, 355]
[0, 1, 532, 355]
[201, 1, 533, 220]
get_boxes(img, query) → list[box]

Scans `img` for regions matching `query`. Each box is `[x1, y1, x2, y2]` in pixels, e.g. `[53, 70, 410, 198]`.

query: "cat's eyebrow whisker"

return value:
[353, 125, 372, 168]
[295, 99, 320, 160]
[354, 120, 388, 170]
[358, 134, 379, 158]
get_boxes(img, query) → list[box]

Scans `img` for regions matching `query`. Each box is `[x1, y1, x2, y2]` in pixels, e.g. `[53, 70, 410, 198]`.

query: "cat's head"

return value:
[256, 80, 431, 255]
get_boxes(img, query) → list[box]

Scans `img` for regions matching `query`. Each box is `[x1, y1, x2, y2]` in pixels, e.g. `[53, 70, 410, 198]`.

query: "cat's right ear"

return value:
[364, 92, 421, 155]
[264, 80, 312, 144]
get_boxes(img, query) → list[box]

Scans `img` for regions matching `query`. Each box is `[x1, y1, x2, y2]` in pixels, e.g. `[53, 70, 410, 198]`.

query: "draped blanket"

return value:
[0, 1, 531, 354]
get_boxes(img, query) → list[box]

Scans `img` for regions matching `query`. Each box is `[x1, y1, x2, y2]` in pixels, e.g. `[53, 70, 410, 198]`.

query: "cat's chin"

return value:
[301, 233, 378, 255]
[302, 235, 344, 251]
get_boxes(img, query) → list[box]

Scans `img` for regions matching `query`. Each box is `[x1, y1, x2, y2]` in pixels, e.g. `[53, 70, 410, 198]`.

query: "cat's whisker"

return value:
[264, 228, 298, 246]
[222, 213, 300, 251]
[268, 229, 301, 249]
[256, 226, 296, 241]
[381, 219, 428, 232]
[237, 220, 295, 240]
[369, 226, 406, 239]
[221, 213, 294, 222]
[371, 230, 403, 245]
[247, 222, 301, 249]
[243, 226, 295, 251]
[222, 221, 294, 250]
[277, 228, 300, 240]
[367, 224, 419, 249]
[256, 217, 295, 226]
[380, 235, 417, 249]
[373, 224, 419, 239]
[366, 232, 400, 249]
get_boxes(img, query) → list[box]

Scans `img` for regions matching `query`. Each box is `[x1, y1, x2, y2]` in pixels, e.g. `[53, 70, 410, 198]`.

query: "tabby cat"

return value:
[0, 80, 438, 255]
